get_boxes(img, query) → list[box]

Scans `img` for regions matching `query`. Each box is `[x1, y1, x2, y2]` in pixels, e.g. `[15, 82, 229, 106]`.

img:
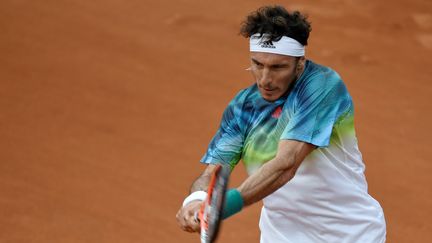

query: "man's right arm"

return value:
[177, 90, 244, 233]
[190, 164, 218, 192]
[176, 164, 218, 233]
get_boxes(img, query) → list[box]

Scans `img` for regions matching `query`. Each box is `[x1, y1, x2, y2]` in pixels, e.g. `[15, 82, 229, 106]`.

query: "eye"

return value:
[252, 62, 264, 69]
[272, 65, 290, 70]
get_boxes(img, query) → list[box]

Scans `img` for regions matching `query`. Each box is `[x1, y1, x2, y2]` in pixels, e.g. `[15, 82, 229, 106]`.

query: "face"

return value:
[249, 52, 304, 102]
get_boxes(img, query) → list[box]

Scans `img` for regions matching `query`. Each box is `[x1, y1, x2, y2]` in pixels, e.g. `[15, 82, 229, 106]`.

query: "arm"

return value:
[190, 164, 218, 192]
[238, 139, 315, 206]
[176, 164, 218, 233]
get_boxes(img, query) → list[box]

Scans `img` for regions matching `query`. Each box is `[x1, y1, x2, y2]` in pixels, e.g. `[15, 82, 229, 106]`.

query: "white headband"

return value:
[249, 34, 305, 57]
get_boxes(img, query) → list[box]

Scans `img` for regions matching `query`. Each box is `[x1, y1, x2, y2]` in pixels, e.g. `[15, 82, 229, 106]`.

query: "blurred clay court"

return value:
[1, 0, 431, 242]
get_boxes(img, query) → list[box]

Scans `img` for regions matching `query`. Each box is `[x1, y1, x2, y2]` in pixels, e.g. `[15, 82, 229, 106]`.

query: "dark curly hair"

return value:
[240, 5, 312, 46]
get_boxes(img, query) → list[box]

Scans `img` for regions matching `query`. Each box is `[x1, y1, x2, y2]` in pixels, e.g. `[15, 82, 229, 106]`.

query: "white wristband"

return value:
[182, 191, 207, 207]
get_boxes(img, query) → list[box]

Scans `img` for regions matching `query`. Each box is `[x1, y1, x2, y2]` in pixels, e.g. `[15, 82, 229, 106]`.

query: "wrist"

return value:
[182, 191, 207, 207]
[222, 188, 244, 219]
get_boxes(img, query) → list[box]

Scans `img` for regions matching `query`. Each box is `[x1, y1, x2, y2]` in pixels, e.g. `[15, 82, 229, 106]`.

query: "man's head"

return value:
[240, 6, 312, 101]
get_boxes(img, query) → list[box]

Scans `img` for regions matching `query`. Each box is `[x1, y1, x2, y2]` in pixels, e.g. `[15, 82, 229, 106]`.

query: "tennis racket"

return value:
[198, 163, 230, 243]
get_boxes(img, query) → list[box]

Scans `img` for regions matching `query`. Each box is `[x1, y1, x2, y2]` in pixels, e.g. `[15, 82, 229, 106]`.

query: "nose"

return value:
[259, 68, 272, 87]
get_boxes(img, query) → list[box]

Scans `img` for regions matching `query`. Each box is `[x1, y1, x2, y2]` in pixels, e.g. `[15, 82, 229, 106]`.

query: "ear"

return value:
[296, 57, 306, 72]
[297, 57, 305, 68]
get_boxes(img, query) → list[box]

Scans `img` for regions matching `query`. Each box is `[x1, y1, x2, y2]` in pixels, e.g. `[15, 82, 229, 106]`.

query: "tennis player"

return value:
[176, 5, 386, 242]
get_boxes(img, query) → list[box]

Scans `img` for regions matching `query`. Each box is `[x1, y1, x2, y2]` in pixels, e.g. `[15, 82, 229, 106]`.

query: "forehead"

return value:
[250, 52, 297, 65]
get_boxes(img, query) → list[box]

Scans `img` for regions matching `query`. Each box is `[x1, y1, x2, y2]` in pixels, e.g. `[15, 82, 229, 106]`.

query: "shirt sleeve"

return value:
[200, 96, 245, 168]
[280, 70, 352, 147]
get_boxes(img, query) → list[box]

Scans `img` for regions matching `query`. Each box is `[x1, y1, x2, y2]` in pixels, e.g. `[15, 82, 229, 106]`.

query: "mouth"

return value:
[261, 87, 277, 93]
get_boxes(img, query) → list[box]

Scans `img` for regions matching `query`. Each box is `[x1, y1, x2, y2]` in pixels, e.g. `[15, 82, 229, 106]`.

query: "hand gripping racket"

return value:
[198, 163, 230, 243]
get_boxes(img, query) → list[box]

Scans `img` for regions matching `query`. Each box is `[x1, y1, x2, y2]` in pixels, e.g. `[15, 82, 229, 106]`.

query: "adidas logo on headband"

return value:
[260, 40, 276, 49]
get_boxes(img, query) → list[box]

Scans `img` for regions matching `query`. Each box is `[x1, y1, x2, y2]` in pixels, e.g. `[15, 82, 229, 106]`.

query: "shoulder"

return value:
[288, 60, 353, 116]
[228, 84, 259, 111]
[294, 60, 350, 98]
[301, 60, 344, 88]
[221, 84, 259, 131]
[232, 84, 258, 101]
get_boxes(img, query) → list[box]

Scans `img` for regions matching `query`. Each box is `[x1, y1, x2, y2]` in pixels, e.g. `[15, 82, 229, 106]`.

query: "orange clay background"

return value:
[1, 0, 431, 242]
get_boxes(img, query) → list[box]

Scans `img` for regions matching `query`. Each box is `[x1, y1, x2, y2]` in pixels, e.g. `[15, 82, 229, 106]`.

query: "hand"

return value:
[176, 200, 202, 233]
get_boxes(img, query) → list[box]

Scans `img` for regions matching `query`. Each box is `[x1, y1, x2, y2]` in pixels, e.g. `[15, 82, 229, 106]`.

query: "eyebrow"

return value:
[251, 58, 290, 68]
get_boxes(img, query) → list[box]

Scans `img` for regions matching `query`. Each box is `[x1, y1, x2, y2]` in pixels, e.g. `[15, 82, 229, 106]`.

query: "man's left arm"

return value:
[237, 139, 315, 206]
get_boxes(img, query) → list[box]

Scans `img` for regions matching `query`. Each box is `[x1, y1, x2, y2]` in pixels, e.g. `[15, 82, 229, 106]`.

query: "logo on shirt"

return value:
[272, 106, 282, 118]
